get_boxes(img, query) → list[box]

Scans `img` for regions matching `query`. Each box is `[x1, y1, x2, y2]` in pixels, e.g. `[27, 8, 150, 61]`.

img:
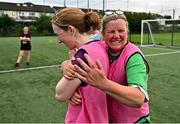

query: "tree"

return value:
[125, 12, 156, 33]
[0, 14, 16, 36]
[35, 14, 53, 35]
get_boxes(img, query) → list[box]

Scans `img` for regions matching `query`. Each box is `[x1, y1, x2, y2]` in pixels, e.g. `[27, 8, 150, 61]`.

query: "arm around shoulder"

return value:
[101, 79, 145, 108]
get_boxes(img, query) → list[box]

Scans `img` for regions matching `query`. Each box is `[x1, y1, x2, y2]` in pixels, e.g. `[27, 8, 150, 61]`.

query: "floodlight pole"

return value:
[103, 0, 105, 14]
[127, 0, 129, 11]
[64, 0, 66, 7]
[171, 9, 175, 46]
[43, 0, 45, 13]
[146, 0, 148, 13]
[77, 0, 79, 8]
[172, 8, 175, 19]
[87, 0, 89, 11]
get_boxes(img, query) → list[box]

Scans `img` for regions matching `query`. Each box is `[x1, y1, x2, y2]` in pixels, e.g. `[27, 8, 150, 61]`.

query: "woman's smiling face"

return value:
[103, 19, 128, 53]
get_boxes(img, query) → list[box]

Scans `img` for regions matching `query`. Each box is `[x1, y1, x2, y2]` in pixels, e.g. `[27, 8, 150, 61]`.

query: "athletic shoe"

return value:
[26, 62, 30, 66]
[14, 63, 20, 68]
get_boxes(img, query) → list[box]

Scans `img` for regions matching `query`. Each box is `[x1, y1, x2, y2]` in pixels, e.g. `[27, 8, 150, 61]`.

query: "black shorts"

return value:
[20, 43, 32, 50]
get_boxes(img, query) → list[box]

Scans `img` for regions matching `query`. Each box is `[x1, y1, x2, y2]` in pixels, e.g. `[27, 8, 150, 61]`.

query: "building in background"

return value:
[0, 1, 103, 22]
[0, 2, 55, 22]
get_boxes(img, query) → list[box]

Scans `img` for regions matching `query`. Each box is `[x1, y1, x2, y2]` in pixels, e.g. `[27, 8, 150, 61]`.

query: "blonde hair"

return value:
[51, 7, 100, 34]
[23, 26, 29, 33]
[101, 14, 128, 33]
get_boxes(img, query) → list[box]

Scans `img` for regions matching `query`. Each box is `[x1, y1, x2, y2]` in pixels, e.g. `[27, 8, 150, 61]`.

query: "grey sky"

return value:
[1, 0, 180, 18]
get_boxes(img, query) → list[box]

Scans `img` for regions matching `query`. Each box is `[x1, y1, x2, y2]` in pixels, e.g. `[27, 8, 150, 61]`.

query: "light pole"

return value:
[77, 0, 79, 8]
[103, 0, 105, 14]
[146, 0, 148, 13]
[127, 0, 129, 11]
[87, 0, 89, 11]
[64, 0, 66, 7]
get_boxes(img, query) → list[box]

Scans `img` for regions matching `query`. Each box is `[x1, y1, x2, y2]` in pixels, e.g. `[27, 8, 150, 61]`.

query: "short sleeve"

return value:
[27, 33, 31, 38]
[71, 48, 88, 67]
[126, 53, 147, 90]
[19, 32, 23, 37]
[71, 48, 88, 86]
[126, 53, 149, 101]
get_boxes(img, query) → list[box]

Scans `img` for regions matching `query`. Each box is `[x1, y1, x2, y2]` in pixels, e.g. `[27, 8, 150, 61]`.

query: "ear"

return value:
[68, 25, 76, 36]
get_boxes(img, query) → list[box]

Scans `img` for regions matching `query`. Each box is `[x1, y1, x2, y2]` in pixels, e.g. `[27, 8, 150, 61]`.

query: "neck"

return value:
[110, 49, 121, 53]
[76, 34, 91, 48]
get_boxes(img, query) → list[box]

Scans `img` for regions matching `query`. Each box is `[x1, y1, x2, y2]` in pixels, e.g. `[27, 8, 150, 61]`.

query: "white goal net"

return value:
[141, 19, 180, 48]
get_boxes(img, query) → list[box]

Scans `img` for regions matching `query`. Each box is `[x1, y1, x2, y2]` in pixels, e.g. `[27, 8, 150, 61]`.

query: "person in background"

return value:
[90, 29, 102, 41]
[14, 26, 31, 67]
[67, 11, 150, 123]
[52, 7, 109, 123]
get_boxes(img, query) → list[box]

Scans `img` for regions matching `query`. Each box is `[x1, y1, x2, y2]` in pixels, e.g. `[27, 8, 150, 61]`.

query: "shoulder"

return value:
[75, 49, 87, 59]
[125, 42, 140, 52]
[126, 53, 146, 74]
[71, 49, 88, 66]
[19, 32, 24, 37]
[27, 33, 31, 37]
[128, 53, 144, 64]
[127, 53, 149, 73]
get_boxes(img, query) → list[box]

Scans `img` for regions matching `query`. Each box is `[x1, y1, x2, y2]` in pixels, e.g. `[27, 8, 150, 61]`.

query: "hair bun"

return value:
[84, 13, 93, 31]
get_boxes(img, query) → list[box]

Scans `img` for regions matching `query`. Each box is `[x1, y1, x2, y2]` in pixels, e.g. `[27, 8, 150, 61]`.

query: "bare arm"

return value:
[20, 37, 30, 41]
[20, 37, 25, 40]
[60, 60, 76, 80]
[55, 59, 81, 102]
[55, 76, 81, 102]
[55, 49, 87, 103]
[97, 79, 145, 108]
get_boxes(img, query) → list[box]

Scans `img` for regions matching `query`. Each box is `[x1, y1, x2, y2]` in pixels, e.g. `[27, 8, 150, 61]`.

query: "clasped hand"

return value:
[61, 54, 107, 89]
[74, 54, 107, 89]
[60, 59, 76, 80]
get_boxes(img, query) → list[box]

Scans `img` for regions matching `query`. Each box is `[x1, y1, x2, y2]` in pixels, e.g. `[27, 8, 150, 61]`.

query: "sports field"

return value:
[0, 36, 180, 122]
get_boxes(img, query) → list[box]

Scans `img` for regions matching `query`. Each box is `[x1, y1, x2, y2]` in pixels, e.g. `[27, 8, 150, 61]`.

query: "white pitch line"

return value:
[145, 51, 180, 57]
[0, 50, 180, 74]
[141, 46, 178, 51]
[0, 64, 59, 74]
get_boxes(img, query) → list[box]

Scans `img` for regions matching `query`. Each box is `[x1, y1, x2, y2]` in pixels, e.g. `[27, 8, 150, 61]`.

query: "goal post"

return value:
[141, 18, 180, 47]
